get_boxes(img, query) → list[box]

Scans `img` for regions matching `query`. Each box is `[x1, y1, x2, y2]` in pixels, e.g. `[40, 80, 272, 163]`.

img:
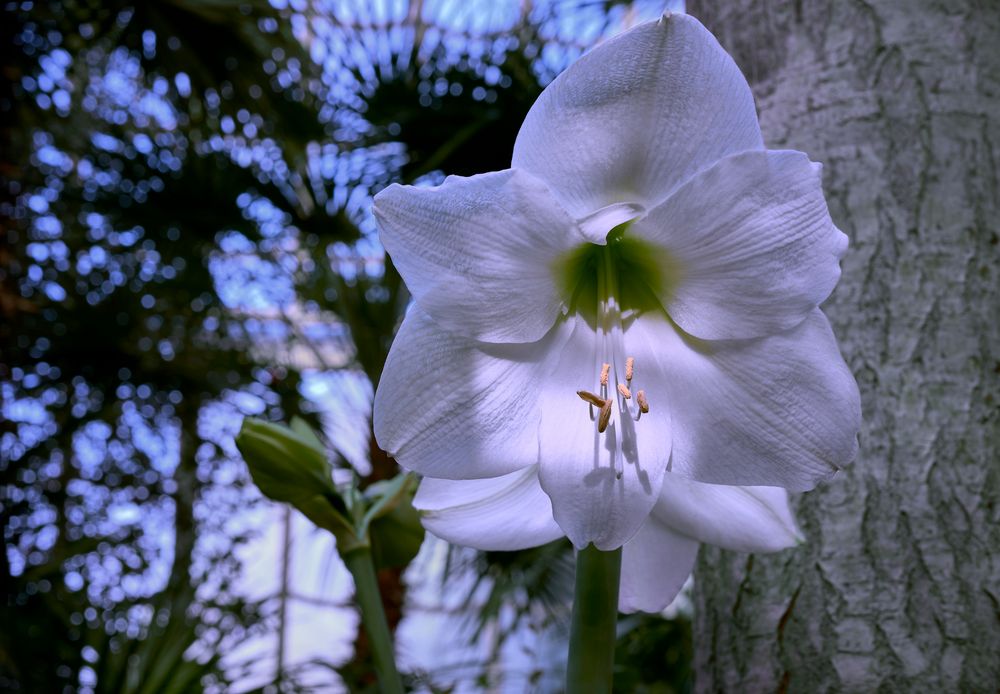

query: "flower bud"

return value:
[236, 417, 337, 505]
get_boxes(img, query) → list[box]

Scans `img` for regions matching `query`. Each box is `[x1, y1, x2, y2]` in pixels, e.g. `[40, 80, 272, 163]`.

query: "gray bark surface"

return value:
[688, 1, 1000, 691]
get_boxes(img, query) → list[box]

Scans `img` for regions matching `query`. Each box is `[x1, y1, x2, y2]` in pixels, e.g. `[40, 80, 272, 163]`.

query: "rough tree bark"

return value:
[688, 1, 1000, 691]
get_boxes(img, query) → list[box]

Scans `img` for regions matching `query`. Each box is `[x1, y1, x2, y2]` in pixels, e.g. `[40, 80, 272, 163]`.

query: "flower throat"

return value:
[554, 221, 681, 324]
[562, 222, 666, 478]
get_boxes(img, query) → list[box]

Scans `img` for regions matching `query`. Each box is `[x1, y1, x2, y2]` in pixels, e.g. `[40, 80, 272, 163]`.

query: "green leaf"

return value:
[360, 473, 417, 532]
[366, 475, 425, 570]
[369, 503, 424, 570]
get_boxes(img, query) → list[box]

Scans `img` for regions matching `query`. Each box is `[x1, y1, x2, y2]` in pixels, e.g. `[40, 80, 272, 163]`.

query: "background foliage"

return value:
[1, 0, 689, 690]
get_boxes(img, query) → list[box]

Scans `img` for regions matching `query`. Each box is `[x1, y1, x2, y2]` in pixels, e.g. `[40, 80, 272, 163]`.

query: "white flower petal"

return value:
[413, 467, 563, 551]
[619, 519, 698, 613]
[537, 316, 671, 551]
[634, 150, 847, 340]
[631, 309, 860, 491]
[578, 202, 646, 245]
[374, 305, 577, 479]
[512, 13, 762, 219]
[654, 474, 803, 552]
[373, 169, 585, 343]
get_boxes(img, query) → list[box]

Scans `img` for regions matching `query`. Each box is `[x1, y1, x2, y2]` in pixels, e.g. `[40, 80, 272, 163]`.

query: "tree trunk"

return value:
[688, 1, 1000, 691]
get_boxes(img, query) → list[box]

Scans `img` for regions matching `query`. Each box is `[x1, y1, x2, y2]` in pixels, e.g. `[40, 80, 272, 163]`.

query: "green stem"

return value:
[343, 548, 404, 694]
[567, 544, 622, 693]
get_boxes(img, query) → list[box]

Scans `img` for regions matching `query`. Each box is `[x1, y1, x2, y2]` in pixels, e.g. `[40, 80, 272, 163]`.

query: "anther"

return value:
[636, 389, 649, 413]
[597, 399, 613, 433]
[625, 357, 634, 382]
[600, 363, 610, 387]
[577, 390, 606, 408]
[617, 383, 632, 400]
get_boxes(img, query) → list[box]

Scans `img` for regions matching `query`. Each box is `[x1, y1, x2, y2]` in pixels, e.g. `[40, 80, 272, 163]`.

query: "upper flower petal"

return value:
[632, 149, 847, 340]
[512, 13, 763, 219]
[632, 309, 861, 491]
[413, 467, 564, 551]
[578, 202, 646, 245]
[654, 474, 803, 553]
[374, 305, 577, 479]
[373, 168, 585, 343]
[619, 519, 698, 613]
[537, 315, 671, 551]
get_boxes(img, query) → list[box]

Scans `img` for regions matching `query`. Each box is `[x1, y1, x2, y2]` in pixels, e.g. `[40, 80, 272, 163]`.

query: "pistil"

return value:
[576, 243, 654, 478]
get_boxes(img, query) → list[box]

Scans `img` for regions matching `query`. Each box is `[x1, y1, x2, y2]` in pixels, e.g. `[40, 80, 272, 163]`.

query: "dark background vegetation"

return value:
[1, 0, 690, 691]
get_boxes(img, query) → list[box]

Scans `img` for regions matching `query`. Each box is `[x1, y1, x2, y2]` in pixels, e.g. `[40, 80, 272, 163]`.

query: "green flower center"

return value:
[554, 222, 681, 323]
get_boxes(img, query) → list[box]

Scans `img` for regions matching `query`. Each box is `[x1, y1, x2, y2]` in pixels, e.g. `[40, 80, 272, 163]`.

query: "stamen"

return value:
[577, 390, 606, 408]
[597, 399, 612, 433]
[600, 363, 610, 387]
[625, 357, 634, 382]
[636, 389, 649, 413]
[617, 383, 632, 400]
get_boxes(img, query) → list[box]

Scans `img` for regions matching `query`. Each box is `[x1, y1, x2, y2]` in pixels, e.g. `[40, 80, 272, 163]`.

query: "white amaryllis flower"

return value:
[372, 13, 861, 551]
[413, 468, 802, 612]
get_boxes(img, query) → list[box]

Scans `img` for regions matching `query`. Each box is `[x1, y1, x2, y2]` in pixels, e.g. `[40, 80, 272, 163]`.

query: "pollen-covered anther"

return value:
[617, 383, 632, 400]
[625, 357, 634, 382]
[597, 398, 613, 433]
[600, 362, 610, 386]
[577, 390, 606, 408]
[636, 389, 649, 414]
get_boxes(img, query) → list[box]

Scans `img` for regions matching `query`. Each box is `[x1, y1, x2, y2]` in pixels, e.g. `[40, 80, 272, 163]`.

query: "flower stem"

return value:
[342, 548, 404, 694]
[566, 544, 622, 692]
